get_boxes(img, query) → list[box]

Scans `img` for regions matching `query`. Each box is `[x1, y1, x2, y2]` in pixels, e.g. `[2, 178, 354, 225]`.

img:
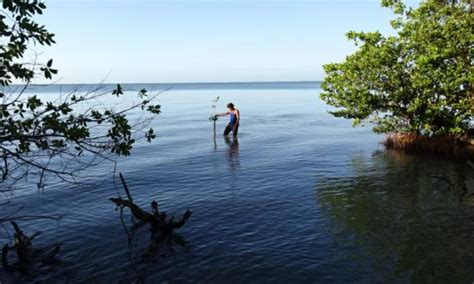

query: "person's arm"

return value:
[215, 111, 230, 117]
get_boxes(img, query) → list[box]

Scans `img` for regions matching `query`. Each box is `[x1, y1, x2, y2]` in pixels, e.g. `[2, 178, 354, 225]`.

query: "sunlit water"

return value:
[1, 83, 474, 283]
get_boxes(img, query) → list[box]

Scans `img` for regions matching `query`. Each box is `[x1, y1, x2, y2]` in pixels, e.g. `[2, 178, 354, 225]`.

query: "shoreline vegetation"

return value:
[320, 0, 473, 162]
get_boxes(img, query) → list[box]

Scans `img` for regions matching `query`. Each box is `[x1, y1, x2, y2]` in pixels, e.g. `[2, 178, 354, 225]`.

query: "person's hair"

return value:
[227, 103, 235, 109]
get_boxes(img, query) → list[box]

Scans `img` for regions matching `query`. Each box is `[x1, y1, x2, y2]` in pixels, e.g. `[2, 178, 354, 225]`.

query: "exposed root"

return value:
[384, 132, 474, 161]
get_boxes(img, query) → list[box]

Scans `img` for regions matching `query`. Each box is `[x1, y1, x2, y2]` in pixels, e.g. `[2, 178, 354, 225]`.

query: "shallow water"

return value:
[1, 83, 474, 283]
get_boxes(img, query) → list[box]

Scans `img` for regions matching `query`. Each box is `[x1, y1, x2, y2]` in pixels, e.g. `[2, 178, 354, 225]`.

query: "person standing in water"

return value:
[215, 103, 240, 136]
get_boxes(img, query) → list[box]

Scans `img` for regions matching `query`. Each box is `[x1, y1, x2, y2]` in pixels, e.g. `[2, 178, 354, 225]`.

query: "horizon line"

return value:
[26, 80, 322, 86]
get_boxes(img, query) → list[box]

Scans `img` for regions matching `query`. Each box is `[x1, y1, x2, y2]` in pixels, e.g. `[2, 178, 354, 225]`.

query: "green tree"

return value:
[321, 0, 473, 135]
[0, 0, 161, 189]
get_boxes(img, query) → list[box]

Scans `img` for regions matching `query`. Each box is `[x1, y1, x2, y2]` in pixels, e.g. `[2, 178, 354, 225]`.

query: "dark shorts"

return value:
[224, 123, 239, 136]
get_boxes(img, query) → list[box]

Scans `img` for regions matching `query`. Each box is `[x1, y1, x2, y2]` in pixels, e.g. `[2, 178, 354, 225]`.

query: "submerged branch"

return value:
[110, 173, 192, 234]
[1, 222, 60, 271]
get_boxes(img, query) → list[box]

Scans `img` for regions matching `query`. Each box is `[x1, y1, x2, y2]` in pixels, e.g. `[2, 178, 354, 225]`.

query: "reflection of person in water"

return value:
[215, 103, 240, 137]
[224, 136, 240, 169]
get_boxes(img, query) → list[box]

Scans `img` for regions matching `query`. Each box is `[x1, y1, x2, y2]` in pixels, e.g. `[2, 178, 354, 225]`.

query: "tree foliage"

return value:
[321, 0, 473, 135]
[0, 0, 161, 189]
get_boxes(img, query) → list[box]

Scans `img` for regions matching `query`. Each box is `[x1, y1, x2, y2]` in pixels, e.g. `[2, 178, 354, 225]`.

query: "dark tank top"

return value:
[229, 111, 237, 124]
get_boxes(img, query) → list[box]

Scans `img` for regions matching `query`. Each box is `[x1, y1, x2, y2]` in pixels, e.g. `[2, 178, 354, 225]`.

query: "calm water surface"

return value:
[1, 83, 473, 283]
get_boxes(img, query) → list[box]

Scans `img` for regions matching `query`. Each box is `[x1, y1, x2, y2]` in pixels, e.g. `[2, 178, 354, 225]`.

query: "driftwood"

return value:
[2, 222, 60, 271]
[110, 173, 192, 234]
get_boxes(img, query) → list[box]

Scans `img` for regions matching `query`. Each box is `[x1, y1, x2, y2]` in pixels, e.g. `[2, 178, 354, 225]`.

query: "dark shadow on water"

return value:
[224, 136, 240, 171]
[314, 149, 474, 282]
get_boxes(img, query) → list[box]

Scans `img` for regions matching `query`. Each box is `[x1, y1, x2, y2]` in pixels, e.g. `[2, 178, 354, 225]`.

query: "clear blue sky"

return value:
[35, 0, 418, 84]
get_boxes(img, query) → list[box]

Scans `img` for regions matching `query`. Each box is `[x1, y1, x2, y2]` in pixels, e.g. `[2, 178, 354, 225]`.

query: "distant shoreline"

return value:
[6, 81, 321, 91]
